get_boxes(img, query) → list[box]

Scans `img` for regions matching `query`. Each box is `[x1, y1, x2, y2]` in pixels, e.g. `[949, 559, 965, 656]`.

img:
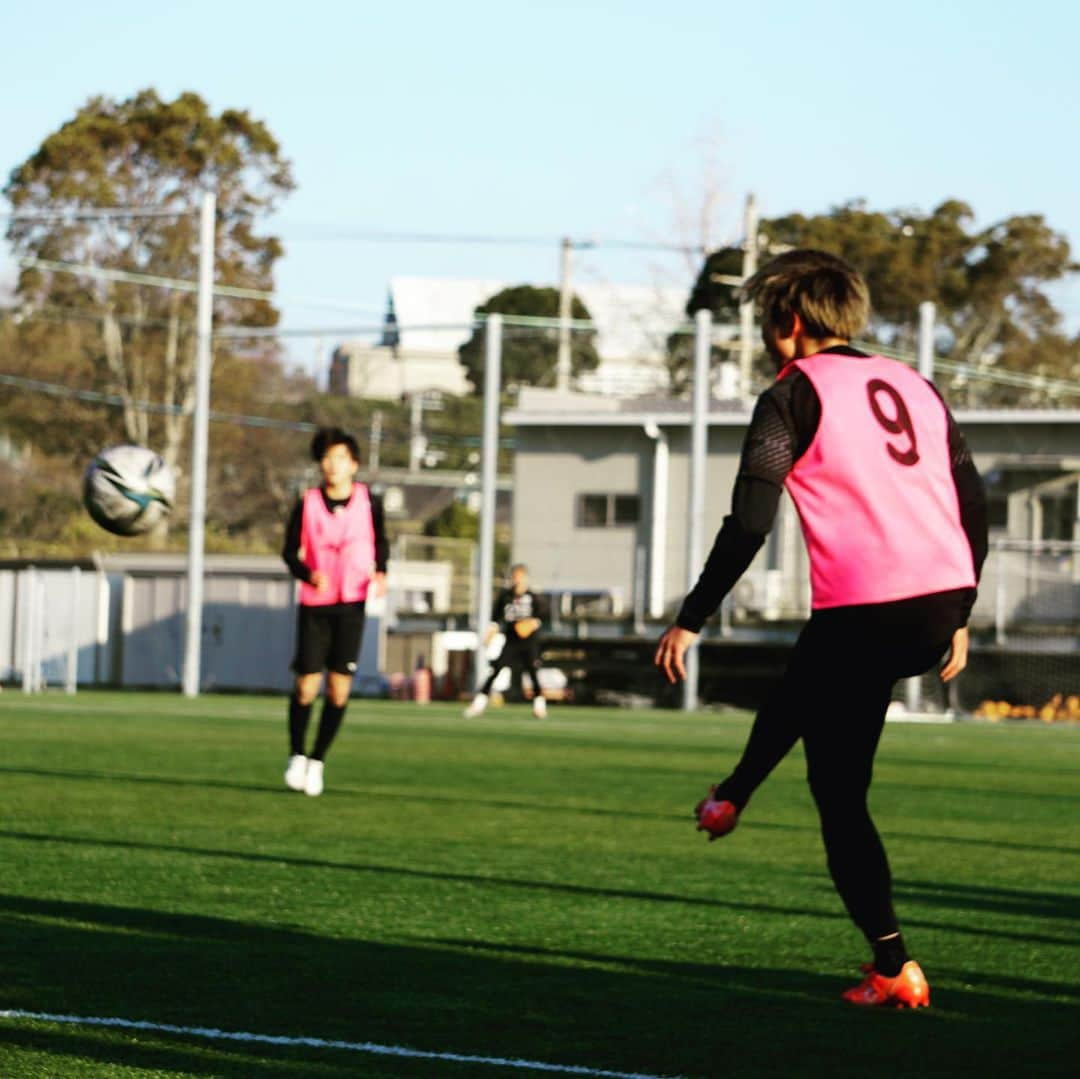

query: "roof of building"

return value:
[381, 276, 690, 362]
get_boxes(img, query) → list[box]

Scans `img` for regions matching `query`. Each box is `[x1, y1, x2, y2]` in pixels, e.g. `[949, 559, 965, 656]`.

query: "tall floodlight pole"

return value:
[917, 301, 936, 381]
[473, 315, 502, 689]
[182, 190, 216, 698]
[555, 237, 573, 392]
[683, 308, 712, 711]
[738, 193, 759, 401]
[905, 301, 938, 715]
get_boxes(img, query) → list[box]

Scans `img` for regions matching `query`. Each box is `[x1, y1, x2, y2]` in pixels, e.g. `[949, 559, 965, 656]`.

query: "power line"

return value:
[273, 223, 698, 254]
[860, 340, 1080, 398]
[17, 251, 1079, 396]
[18, 256, 385, 315]
[2, 207, 193, 222]
[8, 305, 179, 333]
[0, 370, 317, 432]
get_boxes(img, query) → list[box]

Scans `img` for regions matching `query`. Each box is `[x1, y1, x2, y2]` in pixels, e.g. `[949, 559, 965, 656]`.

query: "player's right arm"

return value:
[675, 388, 801, 632]
[484, 589, 508, 645]
[281, 498, 327, 590]
[656, 379, 812, 682]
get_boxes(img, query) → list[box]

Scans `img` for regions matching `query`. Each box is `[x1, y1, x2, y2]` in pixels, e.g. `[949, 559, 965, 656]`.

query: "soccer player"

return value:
[281, 427, 388, 796]
[465, 563, 548, 718]
[654, 249, 987, 1008]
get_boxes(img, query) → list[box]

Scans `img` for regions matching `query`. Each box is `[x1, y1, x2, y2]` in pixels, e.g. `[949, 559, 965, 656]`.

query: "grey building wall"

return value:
[513, 426, 651, 601]
[514, 422, 753, 617]
[509, 403, 1080, 620]
[660, 426, 744, 614]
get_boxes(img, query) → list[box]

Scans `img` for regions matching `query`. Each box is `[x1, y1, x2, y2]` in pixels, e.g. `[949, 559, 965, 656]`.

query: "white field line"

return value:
[0, 1009, 683, 1079]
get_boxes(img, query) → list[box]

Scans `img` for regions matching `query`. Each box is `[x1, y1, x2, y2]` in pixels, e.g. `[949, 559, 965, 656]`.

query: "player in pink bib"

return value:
[281, 427, 387, 797]
[655, 250, 987, 1008]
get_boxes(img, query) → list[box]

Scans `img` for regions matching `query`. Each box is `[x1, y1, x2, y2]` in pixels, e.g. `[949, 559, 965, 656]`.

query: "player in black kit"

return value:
[465, 564, 548, 718]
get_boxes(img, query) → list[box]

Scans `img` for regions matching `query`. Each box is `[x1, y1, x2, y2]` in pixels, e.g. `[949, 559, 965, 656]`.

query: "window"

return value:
[613, 495, 640, 525]
[577, 493, 641, 528]
[580, 494, 608, 527]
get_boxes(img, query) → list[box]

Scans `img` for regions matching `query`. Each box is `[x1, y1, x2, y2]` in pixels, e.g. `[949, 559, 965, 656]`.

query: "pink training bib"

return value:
[783, 353, 975, 609]
[298, 485, 376, 606]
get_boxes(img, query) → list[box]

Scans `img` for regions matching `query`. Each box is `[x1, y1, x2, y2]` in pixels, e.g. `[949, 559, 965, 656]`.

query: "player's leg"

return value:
[806, 627, 949, 1006]
[305, 606, 365, 796]
[803, 665, 895, 942]
[699, 618, 824, 826]
[522, 640, 547, 716]
[465, 641, 508, 717]
[285, 608, 330, 790]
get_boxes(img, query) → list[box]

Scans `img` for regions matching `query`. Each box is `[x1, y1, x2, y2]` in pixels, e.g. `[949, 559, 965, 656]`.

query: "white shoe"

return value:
[464, 692, 488, 718]
[532, 696, 547, 719]
[285, 754, 308, 791]
[304, 759, 324, 797]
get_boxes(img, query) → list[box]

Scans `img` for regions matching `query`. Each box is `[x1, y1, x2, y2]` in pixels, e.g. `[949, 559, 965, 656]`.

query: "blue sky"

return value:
[1, 0, 1077, 377]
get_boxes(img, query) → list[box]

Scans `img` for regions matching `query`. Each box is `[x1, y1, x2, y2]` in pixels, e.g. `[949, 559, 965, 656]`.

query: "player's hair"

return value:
[310, 427, 360, 463]
[740, 248, 870, 341]
[510, 563, 528, 575]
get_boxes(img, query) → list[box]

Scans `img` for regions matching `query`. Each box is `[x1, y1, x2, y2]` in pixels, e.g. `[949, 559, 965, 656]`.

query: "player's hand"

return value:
[310, 571, 330, 593]
[940, 626, 969, 682]
[372, 572, 387, 598]
[514, 617, 540, 639]
[654, 625, 698, 684]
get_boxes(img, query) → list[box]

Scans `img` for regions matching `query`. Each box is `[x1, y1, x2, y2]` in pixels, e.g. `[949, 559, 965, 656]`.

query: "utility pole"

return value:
[369, 409, 383, 474]
[555, 236, 573, 393]
[738, 193, 758, 402]
[408, 394, 426, 472]
[182, 189, 216, 699]
[917, 302, 936, 382]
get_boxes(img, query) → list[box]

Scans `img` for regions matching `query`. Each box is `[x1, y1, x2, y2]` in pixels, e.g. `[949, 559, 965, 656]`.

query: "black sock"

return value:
[288, 695, 313, 756]
[709, 780, 749, 813]
[872, 933, 909, 977]
[310, 701, 347, 761]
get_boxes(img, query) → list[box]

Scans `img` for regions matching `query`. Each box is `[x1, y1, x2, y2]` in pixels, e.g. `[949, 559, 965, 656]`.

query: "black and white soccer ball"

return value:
[83, 445, 176, 536]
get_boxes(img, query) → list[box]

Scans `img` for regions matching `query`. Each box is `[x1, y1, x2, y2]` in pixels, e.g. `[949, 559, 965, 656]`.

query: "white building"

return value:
[330, 276, 691, 399]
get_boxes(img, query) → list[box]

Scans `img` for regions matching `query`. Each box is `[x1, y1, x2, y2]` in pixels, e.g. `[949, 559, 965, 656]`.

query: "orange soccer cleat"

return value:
[694, 786, 740, 840]
[842, 960, 930, 1009]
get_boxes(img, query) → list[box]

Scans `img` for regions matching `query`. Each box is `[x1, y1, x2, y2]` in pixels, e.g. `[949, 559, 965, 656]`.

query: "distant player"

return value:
[282, 427, 388, 796]
[654, 249, 987, 1008]
[465, 564, 548, 718]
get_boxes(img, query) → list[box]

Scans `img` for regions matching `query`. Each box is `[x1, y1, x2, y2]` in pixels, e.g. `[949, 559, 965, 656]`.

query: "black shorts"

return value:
[293, 602, 367, 676]
[492, 637, 541, 670]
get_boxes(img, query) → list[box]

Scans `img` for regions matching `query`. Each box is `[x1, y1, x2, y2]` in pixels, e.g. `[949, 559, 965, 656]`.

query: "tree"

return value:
[458, 285, 600, 393]
[664, 244, 743, 395]
[680, 199, 1079, 405]
[4, 89, 295, 500]
[423, 499, 479, 540]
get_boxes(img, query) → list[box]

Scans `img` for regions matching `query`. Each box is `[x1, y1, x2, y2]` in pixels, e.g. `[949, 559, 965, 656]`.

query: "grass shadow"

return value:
[1, 893, 1076, 1078]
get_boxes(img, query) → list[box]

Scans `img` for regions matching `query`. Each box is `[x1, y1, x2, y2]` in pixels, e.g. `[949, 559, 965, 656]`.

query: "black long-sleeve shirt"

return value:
[491, 588, 546, 635]
[676, 346, 988, 633]
[282, 487, 389, 588]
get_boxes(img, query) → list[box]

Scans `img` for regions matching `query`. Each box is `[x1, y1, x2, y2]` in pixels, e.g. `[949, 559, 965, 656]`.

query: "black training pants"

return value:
[715, 599, 954, 942]
[481, 637, 543, 697]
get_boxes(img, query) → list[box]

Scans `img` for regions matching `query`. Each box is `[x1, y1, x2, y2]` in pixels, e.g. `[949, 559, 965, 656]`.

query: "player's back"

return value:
[783, 352, 975, 609]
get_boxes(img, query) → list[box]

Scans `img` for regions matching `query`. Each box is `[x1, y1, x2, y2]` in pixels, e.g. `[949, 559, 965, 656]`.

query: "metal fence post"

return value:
[473, 315, 502, 690]
[684, 309, 711, 711]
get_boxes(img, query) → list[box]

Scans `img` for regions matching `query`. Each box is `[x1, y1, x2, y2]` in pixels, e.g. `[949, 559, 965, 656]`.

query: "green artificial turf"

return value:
[0, 693, 1077, 1077]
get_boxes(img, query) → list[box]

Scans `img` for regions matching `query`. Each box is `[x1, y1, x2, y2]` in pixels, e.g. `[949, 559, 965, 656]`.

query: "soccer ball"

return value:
[83, 445, 176, 536]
